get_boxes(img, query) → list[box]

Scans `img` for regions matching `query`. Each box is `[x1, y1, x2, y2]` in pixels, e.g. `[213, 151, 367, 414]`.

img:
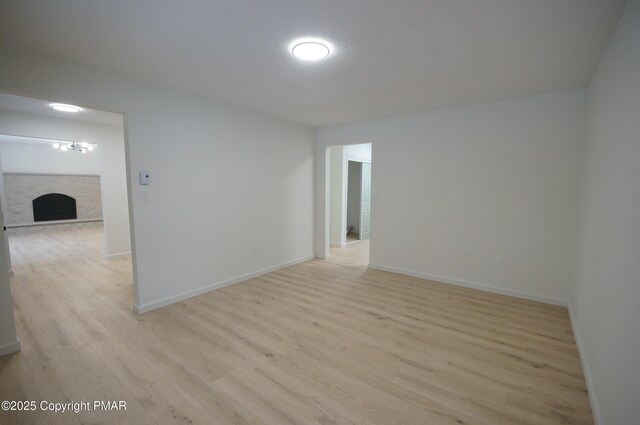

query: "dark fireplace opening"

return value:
[32, 193, 77, 222]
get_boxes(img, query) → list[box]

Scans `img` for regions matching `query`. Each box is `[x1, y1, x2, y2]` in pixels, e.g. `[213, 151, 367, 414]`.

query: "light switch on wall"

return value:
[139, 171, 151, 185]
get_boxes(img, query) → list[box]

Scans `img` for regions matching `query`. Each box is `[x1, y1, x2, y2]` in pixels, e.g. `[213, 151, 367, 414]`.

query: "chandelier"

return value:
[52, 141, 95, 153]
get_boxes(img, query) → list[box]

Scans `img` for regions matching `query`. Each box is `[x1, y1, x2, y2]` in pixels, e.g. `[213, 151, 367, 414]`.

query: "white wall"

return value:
[0, 151, 12, 274]
[0, 47, 314, 312]
[329, 145, 346, 246]
[1, 141, 100, 174]
[0, 109, 130, 257]
[317, 89, 585, 304]
[345, 143, 372, 163]
[571, 1, 640, 424]
[0, 163, 19, 356]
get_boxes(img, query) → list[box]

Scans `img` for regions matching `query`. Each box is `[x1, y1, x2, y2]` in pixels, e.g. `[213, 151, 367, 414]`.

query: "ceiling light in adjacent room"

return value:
[291, 39, 331, 61]
[80, 141, 94, 152]
[50, 103, 82, 113]
[53, 141, 96, 153]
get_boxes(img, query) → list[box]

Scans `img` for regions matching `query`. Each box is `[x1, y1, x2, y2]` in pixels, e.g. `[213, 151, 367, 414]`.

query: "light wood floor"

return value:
[346, 233, 360, 244]
[0, 226, 594, 425]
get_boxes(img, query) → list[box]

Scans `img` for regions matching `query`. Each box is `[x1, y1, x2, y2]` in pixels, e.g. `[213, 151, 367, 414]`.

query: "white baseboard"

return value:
[567, 304, 600, 425]
[7, 218, 102, 228]
[367, 263, 567, 306]
[330, 241, 346, 247]
[133, 254, 314, 314]
[0, 339, 20, 356]
[105, 251, 132, 260]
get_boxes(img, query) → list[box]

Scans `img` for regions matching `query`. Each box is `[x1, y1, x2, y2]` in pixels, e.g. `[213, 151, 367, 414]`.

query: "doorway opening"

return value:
[346, 160, 372, 244]
[0, 92, 134, 302]
[328, 143, 372, 264]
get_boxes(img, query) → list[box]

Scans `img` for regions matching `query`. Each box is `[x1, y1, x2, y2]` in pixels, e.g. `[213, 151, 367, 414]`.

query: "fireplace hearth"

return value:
[32, 193, 77, 222]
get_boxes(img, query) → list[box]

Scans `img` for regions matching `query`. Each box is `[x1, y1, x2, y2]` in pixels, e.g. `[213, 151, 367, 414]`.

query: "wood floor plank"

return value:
[1, 225, 594, 425]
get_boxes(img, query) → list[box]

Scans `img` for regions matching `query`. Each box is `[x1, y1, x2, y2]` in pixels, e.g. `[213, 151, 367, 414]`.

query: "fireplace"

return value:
[32, 193, 77, 222]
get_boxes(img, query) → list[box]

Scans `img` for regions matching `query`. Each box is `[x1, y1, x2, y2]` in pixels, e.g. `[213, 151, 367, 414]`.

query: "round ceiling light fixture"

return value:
[50, 103, 82, 113]
[290, 39, 331, 61]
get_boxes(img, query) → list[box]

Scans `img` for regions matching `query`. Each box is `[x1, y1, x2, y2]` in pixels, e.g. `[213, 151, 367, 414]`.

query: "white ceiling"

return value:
[0, 93, 123, 127]
[0, 0, 625, 127]
[0, 134, 73, 147]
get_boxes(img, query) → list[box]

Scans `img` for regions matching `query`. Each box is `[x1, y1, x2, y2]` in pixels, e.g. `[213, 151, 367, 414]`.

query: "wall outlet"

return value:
[252, 244, 258, 254]
[463, 251, 470, 260]
[495, 255, 503, 266]
[141, 191, 150, 203]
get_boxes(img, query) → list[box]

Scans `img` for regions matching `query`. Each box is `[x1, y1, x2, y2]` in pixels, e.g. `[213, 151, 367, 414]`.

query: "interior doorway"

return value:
[328, 143, 372, 262]
[0, 91, 133, 285]
[346, 160, 372, 244]
[0, 92, 135, 357]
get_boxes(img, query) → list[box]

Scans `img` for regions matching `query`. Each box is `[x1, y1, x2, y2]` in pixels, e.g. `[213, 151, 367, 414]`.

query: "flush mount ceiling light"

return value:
[53, 141, 95, 153]
[290, 39, 331, 61]
[50, 103, 82, 113]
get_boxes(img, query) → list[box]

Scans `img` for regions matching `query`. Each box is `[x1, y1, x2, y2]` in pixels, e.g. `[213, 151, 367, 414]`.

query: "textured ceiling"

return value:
[0, 0, 626, 126]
